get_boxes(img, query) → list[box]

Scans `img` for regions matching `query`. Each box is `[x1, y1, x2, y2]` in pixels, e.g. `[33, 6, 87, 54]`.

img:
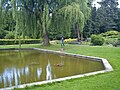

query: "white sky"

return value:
[92, 0, 120, 8]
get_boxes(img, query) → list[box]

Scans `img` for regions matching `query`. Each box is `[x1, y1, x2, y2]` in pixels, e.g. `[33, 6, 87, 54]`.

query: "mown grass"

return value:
[0, 44, 120, 90]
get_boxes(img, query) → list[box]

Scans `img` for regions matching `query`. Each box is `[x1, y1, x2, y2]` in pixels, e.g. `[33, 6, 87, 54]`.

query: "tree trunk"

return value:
[43, 31, 50, 46]
[42, 4, 50, 46]
[77, 24, 80, 42]
[80, 32, 83, 41]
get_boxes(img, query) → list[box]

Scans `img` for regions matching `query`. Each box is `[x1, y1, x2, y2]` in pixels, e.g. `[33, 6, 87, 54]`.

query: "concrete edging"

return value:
[0, 48, 113, 90]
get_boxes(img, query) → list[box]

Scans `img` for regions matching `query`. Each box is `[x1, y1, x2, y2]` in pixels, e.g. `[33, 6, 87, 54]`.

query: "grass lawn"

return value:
[0, 44, 120, 90]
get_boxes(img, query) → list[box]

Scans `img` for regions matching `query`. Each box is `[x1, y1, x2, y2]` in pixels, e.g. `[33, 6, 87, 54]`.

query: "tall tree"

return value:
[96, 0, 119, 32]
[83, 4, 97, 38]
[52, 0, 91, 42]
[117, 8, 120, 31]
[0, 0, 2, 30]
[0, 0, 15, 38]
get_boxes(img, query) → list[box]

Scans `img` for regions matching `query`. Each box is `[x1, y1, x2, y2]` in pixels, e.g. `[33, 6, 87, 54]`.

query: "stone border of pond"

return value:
[0, 48, 113, 90]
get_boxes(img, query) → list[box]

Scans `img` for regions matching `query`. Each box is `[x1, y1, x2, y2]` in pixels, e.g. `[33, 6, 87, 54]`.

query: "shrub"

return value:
[5, 31, 15, 39]
[104, 38, 118, 46]
[91, 35, 104, 46]
[100, 30, 120, 46]
[113, 37, 120, 47]
[0, 39, 42, 45]
[100, 30, 119, 38]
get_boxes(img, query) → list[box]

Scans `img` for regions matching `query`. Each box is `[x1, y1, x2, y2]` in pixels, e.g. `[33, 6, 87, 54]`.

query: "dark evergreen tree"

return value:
[116, 8, 120, 31]
[83, 5, 97, 38]
[96, 0, 119, 32]
[0, 0, 15, 39]
[83, 0, 120, 38]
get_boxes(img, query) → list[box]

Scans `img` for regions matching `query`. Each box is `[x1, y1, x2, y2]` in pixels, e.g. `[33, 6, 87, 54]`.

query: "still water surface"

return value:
[0, 50, 104, 88]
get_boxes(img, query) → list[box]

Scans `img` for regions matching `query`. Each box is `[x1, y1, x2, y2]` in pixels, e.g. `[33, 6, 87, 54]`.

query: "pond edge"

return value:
[0, 48, 113, 90]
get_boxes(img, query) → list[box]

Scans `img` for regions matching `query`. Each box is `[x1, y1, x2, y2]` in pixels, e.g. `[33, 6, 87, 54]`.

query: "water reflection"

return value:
[0, 50, 104, 88]
[2, 68, 14, 87]
[25, 66, 29, 76]
[37, 68, 42, 79]
[0, 66, 42, 88]
[0, 76, 2, 83]
[46, 61, 52, 80]
[14, 68, 18, 86]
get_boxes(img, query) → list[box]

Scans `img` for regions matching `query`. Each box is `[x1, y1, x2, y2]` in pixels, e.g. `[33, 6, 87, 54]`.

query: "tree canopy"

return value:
[0, 0, 91, 45]
[83, 0, 120, 38]
[1, 0, 120, 46]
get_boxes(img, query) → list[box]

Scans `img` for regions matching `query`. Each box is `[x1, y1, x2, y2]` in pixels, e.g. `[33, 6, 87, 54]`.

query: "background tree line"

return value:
[0, 0, 91, 46]
[0, 0, 120, 46]
[83, 0, 120, 38]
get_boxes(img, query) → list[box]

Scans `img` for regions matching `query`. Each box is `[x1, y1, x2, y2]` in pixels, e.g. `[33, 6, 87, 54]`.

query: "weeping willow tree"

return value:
[20, 0, 90, 45]
[53, 0, 91, 42]
[11, 0, 24, 48]
[13, 1, 49, 46]
[40, 3, 51, 46]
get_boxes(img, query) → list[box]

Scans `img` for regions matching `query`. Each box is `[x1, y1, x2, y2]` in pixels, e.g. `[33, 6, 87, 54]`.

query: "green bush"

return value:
[5, 31, 15, 39]
[91, 35, 105, 46]
[0, 39, 42, 45]
[104, 38, 118, 46]
[100, 30, 120, 46]
[100, 30, 119, 38]
[113, 37, 120, 47]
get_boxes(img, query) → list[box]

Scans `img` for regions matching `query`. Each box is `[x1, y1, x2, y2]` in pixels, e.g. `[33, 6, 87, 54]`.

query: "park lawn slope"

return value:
[0, 44, 120, 90]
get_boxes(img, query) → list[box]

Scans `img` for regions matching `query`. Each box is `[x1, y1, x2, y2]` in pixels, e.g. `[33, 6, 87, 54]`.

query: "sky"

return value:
[92, 0, 120, 8]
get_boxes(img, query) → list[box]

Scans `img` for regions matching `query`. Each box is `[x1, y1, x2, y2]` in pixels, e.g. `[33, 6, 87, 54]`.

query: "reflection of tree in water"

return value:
[0, 66, 42, 88]
[46, 61, 52, 80]
[0, 76, 2, 83]
[0, 50, 41, 70]
[37, 68, 42, 79]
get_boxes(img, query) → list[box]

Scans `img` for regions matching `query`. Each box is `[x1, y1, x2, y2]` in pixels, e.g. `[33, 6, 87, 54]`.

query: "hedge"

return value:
[0, 39, 42, 45]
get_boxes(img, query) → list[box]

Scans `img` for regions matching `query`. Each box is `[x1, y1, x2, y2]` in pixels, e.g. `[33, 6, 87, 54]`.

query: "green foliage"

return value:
[104, 38, 118, 46]
[53, 1, 90, 35]
[5, 31, 15, 39]
[0, 39, 42, 45]
[117, 9, 120, 32]
[101, 30, 119, 38]
[83, 0, 119, 38]
[0, 30, 8, 39]
[91, 35, 104, 45]
[100, 31, 120, 46]
[0, 0, 91, 46]
[114, 37, 120, 47]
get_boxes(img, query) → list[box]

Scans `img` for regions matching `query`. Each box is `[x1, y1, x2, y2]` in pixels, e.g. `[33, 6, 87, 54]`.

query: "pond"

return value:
[0, 49, 105, 88]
